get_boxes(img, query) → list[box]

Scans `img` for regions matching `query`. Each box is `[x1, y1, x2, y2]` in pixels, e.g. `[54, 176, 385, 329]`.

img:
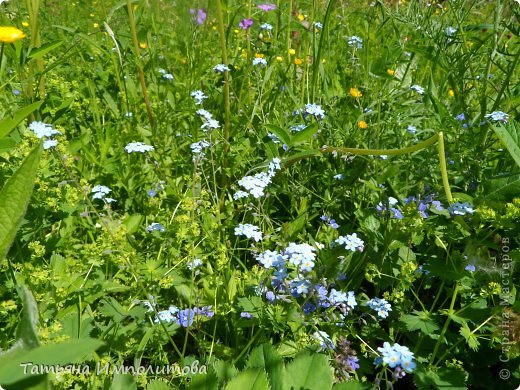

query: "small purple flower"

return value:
[465, 258, 476, 272]
[431, 200, 443, 211]
[13, 89, 20, 96]
[328, 219, 340, 229]
[258, 3, 276, 11]
[176, 308, 196, 327]
[390, 208, 404, 220]
[455, 113, 466, 121]
[241, 311, 253, 319]
[417, 202, 428, 218]
[147, 189, 157, 197]
[302, 301, 316, 314]
[265, 291, 276, 302]
[346, 356, 360, 370]
[196, 9, 207, 25]
[239, 18, 253, 30]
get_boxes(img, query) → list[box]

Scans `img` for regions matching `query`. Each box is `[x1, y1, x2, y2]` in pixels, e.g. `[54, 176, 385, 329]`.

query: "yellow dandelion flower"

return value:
[297, 13, 305, 22]
[254, 53, 264, 58]
[357, 120, 368, 129]
[93, 23, 99, 28]
[276, 56, 283, 62]
[288, 48, 295, 56]
[387, 69, 395, 76]
[89, 13, 95, 17]
[139, 42, 147, 49]
[448, 89, 455, 97]
[234, 29, 239, 34]
[213, 26, 217, 31]
[0, 26, 26, 43]
[294, 58, 302, 65]
[349, 87, 362, 98]
[22, 22, 30, 28]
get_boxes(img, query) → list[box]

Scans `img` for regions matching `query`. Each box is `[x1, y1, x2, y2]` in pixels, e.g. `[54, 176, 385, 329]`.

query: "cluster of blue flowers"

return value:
[234, 223, 263, 242]
[91, 185, 116, 204]
[448, 201, 475, 216]
[154, 306, 214, 327]
[335, 233, 364, 252]
[375, 342, 416, 374]
[321, 215, 339, 229]
[403, 195, 444, 218]
[234, 157, 281, 199]
[366, 297, 392, 318]
[29, 121, 62, 150]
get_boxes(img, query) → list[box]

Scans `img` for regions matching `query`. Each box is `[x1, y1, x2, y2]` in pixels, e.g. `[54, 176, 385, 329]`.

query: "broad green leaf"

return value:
[282, 149, 321, 167]
[224, 368, 269, 390]
[246, 344, 284, 390]
[0, 145, 42, 261]
[265, 124, 291, 145]
[290, 123, 319, 145]
[401, 311, 440, 334]
[283, 352, 333, 390]
[0, 101, 43, 139]
[492, 121, 520, 168]
[483, 173, 520, 200]
[414, 365, 467, 390]
[110, 374, 137, 390]
[0, 338, 104, 385]
[333, 382, 372, 389]
[213, 359, 238, 384]
[15, 283, 40, 349]
[147, 380, 174, 390]
[187, 370, 219, 390]
[27, 41, 65, 61]
[0, 138, 16, 154]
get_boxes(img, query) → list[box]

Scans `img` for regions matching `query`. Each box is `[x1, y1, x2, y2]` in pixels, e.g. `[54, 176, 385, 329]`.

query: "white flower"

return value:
[213, 64, 230, 73]
[410, 84, 425, 95]
[347, 36, 363, 48]
[187, 258, 203, 270]
[269, 157, 281, 173]
[125, 142, 154, 153]
[29, 121, 61, 139]
[304, 103, 325, 120]
[234, 223, 263, 242]
[196, 109, 213, 121]
[485, 111, 509, 123]
[43, 139, 58, 150]
[162, 73, 174, 80]
[252, 57, 268, 66]
[201, 118, 220, 131]
[260, 23, 273, 31]
[146, 222, 166, 233]
[238, 171, 273, 198]
[233, 190, 249, 200]
[191, 90, 207, 105]
[190, 140, 211, 155]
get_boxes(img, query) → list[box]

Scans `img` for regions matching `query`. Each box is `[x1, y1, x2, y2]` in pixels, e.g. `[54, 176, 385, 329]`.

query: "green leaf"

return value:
[0, 145, 42, 261]
[147, 380, 174, 390]
[15, 283, 40, 349]
[283, 351, 333, 390]
[290, 123, 319, 145]
[27, 41, 65, 61]
[110, 373, 137, 390]
[265, 124, 291, 145]
[0, 138, 16, 154]
[414, 365, 467, 390]
[246, 344, 284, 390]
[213, 359, 238, 384]
[0, 101, 43, 139]
[333, 382, 372, 389]
[459, 322, 480, 351]
[483, 173, 520, 200]
[492, 121, 520, 168]
[0, 338, 104, 385]
[224, 368, 269, 390]
[401, 311, 440, 334]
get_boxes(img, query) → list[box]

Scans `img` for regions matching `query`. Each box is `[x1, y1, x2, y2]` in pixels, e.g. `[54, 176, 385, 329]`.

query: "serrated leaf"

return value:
[224, 368, 269, 390]
[333, 382, 372, 389]
[401, 311, 440, 334]
[290, 123, 319, 145]
[265, 124, 291, 145]
[492, 121, 520, 168]
[0, 145, 42, 261]
[283, 352, 333, 390]
[414, 365, 467, 390]
[459, 322, 480, 351]
[483, 173, 520, 200]
[246, 344, 283, 390]
[0, 101, 43, 139]
[213, 360, 238, 384]
[0, 338, 104, 385]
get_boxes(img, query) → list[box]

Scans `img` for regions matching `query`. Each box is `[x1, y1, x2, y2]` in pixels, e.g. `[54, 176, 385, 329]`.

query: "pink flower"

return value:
[189, 8, 207, 25]
[258, 3, 276, 11]
[239, 18, 253, 30]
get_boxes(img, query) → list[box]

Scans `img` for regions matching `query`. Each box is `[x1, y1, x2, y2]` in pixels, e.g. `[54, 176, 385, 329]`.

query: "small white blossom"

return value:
[125, 142, 154, 153]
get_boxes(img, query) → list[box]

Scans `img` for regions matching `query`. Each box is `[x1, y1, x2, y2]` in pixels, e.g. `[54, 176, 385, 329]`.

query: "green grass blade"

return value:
[492, 121, 520, 168]
[0, 101, 43, 139]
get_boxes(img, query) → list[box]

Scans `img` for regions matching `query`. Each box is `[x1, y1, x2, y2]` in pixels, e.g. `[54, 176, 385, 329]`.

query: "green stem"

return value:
[127, 0, 155, 130]
[437, 132, 453, 203]
[429, 283, 459, 367]
[215, 0, 231, 190]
